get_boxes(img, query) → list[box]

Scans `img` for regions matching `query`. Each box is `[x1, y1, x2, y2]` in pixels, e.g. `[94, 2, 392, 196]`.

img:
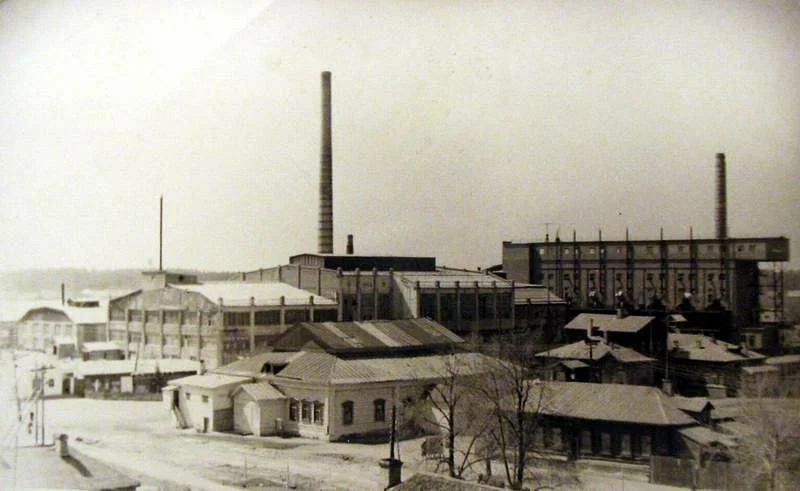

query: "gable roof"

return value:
[18, 301, 108, 325]
[564, 313, 655, 334]
[516, 381, 696, 426]
[170, 373, 250, 389]
[214, 351, 305, 377]
[234, 382, 286, 401]
[669, 333, 765, 363]
[169, 281, 336, 307]
[536, 340, 654, 364]
[274, 351, 492, 385]
[272, 318, 464, 354]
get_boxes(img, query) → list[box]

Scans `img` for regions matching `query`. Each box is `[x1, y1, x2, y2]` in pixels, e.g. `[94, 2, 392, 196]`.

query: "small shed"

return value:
[232, 382, 287, 437]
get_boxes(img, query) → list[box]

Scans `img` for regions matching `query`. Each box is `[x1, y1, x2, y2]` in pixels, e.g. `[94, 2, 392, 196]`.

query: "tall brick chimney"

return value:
[318, 71, 334, 254]
[715, 153, 727, 239]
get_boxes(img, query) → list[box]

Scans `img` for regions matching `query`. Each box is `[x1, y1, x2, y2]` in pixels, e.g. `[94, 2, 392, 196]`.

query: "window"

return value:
[130, 310, 143, 322]
[145, 310, 161, 323]
[47, 378, 55, 388]
[302, 400, 312, 423]
[748, 244, 756, 252]
[164, 311, 181, 324]
[289, 399, 298, 422]
[223, 312, 250, 326]
[254, 310, 280, 325]
[374, 399, 386, 422]
[284, 310, 310, 324]
[313, 401, 324, 425]
[202, 395, 209, 403]
[186, 392, 191, 400]
[707, 245, 715, 252]
[110, 308, 126, 321]
[342, 401, 354, 426]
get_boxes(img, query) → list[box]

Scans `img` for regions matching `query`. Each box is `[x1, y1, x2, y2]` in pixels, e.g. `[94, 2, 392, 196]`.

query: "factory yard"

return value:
[2, 352, 680, 490]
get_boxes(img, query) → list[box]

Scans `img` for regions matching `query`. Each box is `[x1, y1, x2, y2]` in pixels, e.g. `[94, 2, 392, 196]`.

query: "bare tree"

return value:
[473, 332, 552, 490]
[728, 398, 800, 490]
[415, 351, 494, 479]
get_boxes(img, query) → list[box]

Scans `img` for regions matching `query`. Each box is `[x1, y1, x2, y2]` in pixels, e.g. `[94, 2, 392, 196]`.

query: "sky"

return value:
[1, 0, 798, 272]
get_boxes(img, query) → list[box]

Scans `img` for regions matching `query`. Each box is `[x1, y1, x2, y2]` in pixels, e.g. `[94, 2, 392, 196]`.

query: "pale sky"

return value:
[1, 0, 798, 272]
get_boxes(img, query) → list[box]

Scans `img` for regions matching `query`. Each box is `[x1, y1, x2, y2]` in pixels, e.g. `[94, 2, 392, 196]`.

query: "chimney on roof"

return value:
[661, 378, 674, 396]
[56, 434, 69, 458]
[715, 153, 728, 240]
[346, 234, 354, 255]
[587, 318, 594, 340]
[318, 71, 334, 254]
[61, 282, 65, 306]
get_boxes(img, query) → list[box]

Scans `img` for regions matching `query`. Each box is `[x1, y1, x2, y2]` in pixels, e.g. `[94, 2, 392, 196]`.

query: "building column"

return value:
[510, 280, 516, 330]
[355, 268, 362, 321]
[492, 281, 499, 330]
[216, 299, 224, 367]
[124, 309, 131, 359]
[455, 281, 461, 332]
[388, 269, 395, 319]
[178, 310, 184, 354]
[140, 307, 146, 355]
[279, 296, 286, 325]
[414, 281, 422, 317]
[372, 268, 379, 320]
[249, 297, 256, 354]
[435, 281, 442, 323]
[336, 268, 344, 321]
[158, 309, 165, 359]
[317, 267, 322, 295]
[196, 309, 202, 362]
[309, 296, 316, 322]
[473, 282, 480, 329]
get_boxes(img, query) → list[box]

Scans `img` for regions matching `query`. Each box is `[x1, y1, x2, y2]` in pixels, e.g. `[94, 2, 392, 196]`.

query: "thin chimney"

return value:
[346, 234, 354, 255]
[715, 153, 727, 240]
[60, 283, 65, 306]
[318, 71, 334, 254]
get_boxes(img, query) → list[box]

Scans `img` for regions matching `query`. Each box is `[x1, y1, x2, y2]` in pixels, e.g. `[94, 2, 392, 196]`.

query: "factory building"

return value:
[106, 271, 337, 369]
[503, 154, 790, 342]
[16, 298, 108, 356]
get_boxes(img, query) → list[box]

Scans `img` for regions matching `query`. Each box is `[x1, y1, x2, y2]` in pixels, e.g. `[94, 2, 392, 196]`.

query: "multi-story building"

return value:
[17, 299, 108, 355]
[503, 235, 789, 340]
[106, 271, 337, 369]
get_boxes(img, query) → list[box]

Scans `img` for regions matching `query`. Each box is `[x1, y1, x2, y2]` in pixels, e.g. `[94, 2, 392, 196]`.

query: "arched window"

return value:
[342, 401, 354, 426]
[289, 399, 298, 422]
[373, 399, 386, 422]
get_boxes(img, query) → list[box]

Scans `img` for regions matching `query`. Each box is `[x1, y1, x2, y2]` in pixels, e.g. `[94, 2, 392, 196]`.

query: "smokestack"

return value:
[715, 153, 727, 239]
[61, 283, 65, 306]
[318, 71, 334, 254]
[346, 234, 354, 255]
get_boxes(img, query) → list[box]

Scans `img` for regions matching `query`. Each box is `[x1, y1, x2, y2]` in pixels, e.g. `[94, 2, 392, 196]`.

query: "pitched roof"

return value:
[168, 373, 251, 389]
[169, 281, 336, 307]
[669, 333, 765, 363]
[766, 354, 800, 365]
[77, 359, 200, 377]
[671, 396, 714, 414]
[18, 301, 108, 324]
[214, 351, 306, 377]
[272, 318, 464, 353]
[275, 351, 492, 385]
[564, 313, 655, 333]
[678, 426, 737, 448]
[514, 284, 567, 305]
[2, 444, 140, 490]
[234, 382, 286, 401]
[536, 340, 654, 363]
[515, 382, 696, 426]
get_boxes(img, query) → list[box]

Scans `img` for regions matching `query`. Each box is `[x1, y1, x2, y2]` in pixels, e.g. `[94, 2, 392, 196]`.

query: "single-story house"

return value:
[536, 337, 654, 385]
[168, 318, 495, 440]
[563, 312, 664, 356]
[513, 382, 699, 462]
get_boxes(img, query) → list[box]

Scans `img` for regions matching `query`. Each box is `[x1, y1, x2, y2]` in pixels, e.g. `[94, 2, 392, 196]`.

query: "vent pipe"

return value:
[346, 234, 354, 255]
[318, 71, 334, 254]
[715, 153, 727, 239]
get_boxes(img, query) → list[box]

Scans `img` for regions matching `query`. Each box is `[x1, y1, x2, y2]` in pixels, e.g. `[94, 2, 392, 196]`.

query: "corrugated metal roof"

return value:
[214, 351, 305, 377]
[170, 281, 336, 307]
[536, 340, 654, 364]
[515, 382, 696, 426]
[275, 351, 492, 385]
[669, 333, 765, 363]
[235, 382, 286, 401]
[274, 318, 463, 353]
[565, 313, 655, 333]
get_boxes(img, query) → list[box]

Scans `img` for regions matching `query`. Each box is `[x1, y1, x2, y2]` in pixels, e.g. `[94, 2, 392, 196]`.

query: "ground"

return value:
[1, 351, 685, 490]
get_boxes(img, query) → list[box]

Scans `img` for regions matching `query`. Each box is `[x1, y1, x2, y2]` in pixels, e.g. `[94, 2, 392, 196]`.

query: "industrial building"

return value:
[106, 270, 337, 369]
[503, 154, 790, 342]
[16, 297, 108, 356]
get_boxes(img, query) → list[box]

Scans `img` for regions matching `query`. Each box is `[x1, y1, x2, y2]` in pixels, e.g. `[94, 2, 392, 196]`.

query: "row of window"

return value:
[288, 399, 325, 425]
[541, 243, 758, 257]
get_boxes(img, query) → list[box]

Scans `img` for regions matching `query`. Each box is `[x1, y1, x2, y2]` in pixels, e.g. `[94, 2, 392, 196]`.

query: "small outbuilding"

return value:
[232, 382, 287, 436]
